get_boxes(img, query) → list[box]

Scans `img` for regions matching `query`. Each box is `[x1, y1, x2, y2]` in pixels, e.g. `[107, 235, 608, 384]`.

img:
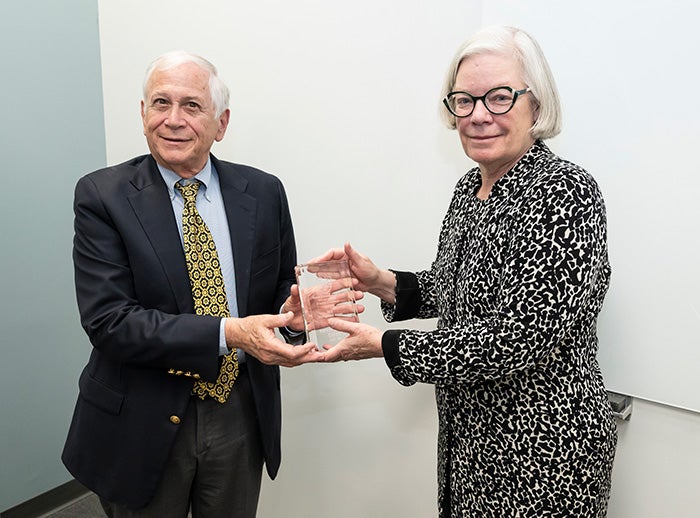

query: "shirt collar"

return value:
[157, 158, 213, 201]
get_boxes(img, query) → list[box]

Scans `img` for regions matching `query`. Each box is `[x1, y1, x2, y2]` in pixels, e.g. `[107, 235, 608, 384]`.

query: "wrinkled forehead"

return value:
[146, 62, 212, 99]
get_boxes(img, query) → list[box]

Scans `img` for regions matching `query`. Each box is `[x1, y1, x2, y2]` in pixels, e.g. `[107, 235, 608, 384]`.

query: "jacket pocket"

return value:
[78, 368, 125, 415]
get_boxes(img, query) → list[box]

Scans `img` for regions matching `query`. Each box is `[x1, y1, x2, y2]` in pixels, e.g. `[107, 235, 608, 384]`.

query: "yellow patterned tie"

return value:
[176, 180, 239, 403]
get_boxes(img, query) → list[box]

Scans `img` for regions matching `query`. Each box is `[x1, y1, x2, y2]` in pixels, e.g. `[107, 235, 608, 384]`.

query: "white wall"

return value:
[98, 1, 475, 516]
[97, 1, 700, 516]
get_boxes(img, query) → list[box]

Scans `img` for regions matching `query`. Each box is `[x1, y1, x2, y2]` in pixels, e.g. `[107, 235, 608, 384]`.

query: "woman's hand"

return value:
[320, 318, 384, 362]
[311, 243, 396, 303]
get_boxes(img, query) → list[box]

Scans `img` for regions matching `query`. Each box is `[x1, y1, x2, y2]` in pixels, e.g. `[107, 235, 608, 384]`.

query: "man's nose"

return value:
[164, 105, 186, 126]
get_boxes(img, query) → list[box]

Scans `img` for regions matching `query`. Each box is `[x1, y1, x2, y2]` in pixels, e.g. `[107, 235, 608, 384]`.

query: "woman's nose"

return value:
[469, 98, 493, 123]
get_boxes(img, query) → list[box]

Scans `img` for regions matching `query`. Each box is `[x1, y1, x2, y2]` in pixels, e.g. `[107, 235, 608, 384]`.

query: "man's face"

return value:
[141, 62, 229, 178]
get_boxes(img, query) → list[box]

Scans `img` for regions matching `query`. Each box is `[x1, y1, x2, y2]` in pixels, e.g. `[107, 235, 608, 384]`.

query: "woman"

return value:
[309, 25, 617, 516]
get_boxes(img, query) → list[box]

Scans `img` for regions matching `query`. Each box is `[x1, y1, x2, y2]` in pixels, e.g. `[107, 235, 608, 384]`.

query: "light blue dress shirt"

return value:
[157, 159, 245, 361]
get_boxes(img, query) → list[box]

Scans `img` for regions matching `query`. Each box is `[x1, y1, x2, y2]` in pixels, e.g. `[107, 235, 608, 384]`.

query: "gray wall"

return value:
[0, 0, 105, 511]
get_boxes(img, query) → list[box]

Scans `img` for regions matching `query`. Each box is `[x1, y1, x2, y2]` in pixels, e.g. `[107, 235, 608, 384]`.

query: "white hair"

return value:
[143, 51, 230, 118]
[440, 25, 562, 140]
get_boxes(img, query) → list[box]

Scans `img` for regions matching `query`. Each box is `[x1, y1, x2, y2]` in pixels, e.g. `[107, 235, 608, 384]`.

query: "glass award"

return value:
[295, 259, 359, 350]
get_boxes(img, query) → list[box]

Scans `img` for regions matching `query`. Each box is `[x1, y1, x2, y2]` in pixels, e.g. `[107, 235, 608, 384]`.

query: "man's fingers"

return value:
[280, 342, 324, 367]
[266, 311, 295, 328]
[258, 340, 324, 367]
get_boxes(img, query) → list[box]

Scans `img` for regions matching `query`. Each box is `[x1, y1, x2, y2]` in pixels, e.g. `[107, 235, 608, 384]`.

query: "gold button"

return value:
[169, 415, 181, 425]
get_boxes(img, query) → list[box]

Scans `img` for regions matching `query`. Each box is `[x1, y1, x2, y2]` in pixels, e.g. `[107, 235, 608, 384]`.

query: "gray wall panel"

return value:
[0, 0, 105, 511]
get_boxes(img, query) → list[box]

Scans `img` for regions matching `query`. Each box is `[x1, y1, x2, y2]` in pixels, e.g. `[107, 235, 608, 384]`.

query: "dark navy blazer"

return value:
[62, 154, 297, 509]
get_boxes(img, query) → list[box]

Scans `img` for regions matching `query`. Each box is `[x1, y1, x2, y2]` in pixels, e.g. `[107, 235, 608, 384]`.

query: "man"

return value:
[62, 51, 319, 517]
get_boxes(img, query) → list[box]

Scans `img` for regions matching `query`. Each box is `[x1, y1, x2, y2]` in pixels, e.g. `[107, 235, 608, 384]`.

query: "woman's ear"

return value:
[532, 100, 541, 124]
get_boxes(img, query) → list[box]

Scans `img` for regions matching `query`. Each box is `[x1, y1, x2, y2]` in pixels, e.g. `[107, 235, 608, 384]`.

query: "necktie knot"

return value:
[175, 181, 201, 204]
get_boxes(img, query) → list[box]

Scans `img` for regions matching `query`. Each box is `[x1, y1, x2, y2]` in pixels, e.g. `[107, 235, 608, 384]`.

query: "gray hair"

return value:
[440, 25, 561, 140]
[143, 51, 230, 118]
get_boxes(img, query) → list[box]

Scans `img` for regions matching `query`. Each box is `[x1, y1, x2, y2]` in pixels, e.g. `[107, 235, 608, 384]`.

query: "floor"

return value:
[40, 494, 194, 518]
[41, 493, 104, 518]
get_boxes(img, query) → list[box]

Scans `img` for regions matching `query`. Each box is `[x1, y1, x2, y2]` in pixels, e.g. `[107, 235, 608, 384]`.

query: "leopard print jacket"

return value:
[382, 140, 617, 517]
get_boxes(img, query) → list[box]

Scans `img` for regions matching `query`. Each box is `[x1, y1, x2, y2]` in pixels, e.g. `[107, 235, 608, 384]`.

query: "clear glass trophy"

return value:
[295, 259, 359, 350]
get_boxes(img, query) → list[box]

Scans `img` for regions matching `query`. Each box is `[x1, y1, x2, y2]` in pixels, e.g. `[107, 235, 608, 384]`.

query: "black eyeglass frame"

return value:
[442, 86, 531, 118]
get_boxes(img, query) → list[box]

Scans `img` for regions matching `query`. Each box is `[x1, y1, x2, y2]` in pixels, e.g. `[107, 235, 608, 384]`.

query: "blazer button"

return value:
[169, 415, 181, 425]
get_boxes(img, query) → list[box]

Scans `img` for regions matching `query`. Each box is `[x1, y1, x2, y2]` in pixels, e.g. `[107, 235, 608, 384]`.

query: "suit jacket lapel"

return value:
[127, 156, 193, 313]
[214, 156, 256, 318]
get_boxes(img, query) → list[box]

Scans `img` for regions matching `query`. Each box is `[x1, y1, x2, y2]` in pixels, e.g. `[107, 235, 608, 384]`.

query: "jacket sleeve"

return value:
[73, 174, 221, 381]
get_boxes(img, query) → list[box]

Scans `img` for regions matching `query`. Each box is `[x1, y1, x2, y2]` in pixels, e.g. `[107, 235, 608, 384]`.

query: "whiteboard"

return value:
[482, 0, 700, 412]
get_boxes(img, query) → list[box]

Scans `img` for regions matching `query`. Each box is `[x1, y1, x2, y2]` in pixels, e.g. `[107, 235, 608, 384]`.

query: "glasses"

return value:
[443, 86, 531, 118]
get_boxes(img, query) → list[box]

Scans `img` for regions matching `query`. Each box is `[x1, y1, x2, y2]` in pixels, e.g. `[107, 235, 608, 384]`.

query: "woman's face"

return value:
[453, 53, 538, 177]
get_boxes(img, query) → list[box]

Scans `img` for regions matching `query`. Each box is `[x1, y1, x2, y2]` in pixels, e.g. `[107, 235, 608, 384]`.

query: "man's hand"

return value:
[225, 312, 323, 367]
[281, 284, 306, 332]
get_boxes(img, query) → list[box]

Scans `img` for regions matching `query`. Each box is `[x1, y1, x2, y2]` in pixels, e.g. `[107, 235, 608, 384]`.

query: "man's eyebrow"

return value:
[149, 92, 206, 104]
[148, 90, 170, 100]
[180, 96, 206, 104]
